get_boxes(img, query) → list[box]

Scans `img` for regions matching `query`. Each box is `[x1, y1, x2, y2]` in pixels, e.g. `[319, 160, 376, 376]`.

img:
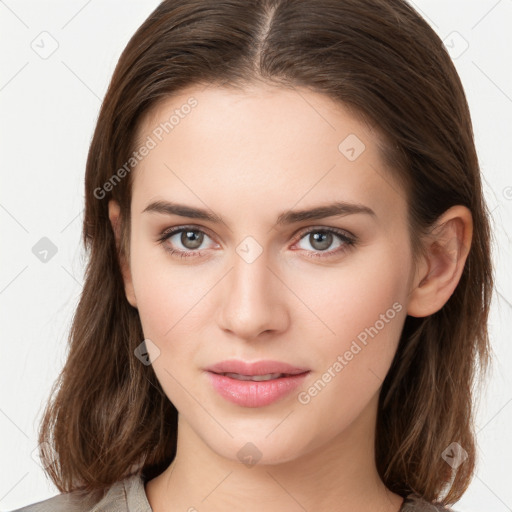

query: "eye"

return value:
[157, 225, 357, 260]
[157, 226, 216, 258]
[293, 227, 356, 259]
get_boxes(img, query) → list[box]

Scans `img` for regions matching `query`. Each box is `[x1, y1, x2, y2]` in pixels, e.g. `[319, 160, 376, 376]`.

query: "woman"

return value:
[13, 0, 492, 510]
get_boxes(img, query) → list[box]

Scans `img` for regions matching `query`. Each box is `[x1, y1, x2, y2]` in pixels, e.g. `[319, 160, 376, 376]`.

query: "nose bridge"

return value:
[218, 235, 287, 338]
[230, 235, 274, 309]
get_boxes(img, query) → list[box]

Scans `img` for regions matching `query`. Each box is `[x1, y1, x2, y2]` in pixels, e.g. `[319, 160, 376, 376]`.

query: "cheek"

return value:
[296, 237, 409, 332]
[133, 268, 210, 343]
[128, 224, 212, 340]
[293, 238, 411, 383]
[291, 256, 408, 443]
[130, 252, 207, 403]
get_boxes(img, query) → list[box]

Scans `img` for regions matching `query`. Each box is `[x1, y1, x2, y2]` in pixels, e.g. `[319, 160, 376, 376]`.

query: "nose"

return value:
[217, 245, 289, 340]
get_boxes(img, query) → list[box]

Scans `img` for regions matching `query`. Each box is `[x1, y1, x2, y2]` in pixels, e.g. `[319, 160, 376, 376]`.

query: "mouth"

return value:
[205, 359, 310, 378]
[212, 371, 308, 381]
[204, 361, 311, 408]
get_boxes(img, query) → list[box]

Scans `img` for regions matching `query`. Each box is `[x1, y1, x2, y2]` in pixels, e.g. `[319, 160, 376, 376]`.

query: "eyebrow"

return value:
[142, 200, 375, 225]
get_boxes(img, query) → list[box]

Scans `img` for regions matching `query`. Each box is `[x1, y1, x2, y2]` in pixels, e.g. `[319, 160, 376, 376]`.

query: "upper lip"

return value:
[206, 359, 310, 376]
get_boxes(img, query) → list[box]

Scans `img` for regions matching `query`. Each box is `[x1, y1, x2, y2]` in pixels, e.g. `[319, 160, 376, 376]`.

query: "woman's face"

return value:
[115, 83, 416, 465]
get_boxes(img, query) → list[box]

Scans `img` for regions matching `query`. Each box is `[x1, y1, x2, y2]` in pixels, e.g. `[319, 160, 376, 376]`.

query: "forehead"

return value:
[131, 84, 406, 224]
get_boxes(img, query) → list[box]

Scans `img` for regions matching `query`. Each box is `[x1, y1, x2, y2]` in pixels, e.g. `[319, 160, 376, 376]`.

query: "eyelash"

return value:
[157, 225, 357, 260]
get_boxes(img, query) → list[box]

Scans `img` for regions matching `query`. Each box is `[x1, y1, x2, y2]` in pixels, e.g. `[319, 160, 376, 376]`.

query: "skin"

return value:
[108, 83, 472, 512]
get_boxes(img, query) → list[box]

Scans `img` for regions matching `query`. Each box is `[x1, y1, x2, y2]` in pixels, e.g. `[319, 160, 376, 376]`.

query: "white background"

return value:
[0, 1, 511, 510]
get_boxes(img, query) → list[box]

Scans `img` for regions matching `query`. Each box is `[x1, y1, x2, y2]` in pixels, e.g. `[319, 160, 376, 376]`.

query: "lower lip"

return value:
[206, 371, 310, 408]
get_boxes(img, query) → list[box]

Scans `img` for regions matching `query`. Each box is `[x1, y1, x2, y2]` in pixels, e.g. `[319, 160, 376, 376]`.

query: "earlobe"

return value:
[407, 205, 472, 317]
[108, 199, 137, 308]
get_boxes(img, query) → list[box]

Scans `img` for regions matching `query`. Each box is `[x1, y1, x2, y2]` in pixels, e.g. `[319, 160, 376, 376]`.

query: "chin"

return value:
[204, 432, 314, 469]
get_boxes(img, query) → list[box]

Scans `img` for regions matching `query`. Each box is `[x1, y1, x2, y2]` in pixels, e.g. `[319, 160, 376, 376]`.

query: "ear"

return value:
[108, 199, 137, 308]
[407, 205, 473, 317]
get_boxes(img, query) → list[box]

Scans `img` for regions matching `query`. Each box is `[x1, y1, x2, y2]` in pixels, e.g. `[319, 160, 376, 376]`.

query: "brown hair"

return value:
[38, 0, 493, 506]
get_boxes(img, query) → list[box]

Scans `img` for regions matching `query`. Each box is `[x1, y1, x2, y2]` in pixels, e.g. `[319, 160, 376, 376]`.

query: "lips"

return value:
[204, 359, 311, 407]
[205, 359, 310, 378]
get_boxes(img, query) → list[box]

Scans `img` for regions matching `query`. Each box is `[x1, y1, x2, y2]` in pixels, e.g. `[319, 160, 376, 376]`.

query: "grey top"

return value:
[9, 473, 455, 511]
[8, 473, 152, 512]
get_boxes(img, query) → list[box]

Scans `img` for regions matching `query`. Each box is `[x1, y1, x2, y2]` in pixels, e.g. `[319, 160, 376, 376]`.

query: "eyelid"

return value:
[292, 225, 356, 243]
[158, 224, 218, 243]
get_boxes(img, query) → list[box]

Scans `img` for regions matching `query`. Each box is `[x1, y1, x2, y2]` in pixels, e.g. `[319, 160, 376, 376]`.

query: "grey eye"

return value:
[179, 230, 204, 249]
[297, 230, 344, 252]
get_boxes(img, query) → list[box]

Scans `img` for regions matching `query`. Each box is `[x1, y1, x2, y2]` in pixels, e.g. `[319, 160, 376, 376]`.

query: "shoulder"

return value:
[401, 493, 458, 512]
[7, 473, 150, 512]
